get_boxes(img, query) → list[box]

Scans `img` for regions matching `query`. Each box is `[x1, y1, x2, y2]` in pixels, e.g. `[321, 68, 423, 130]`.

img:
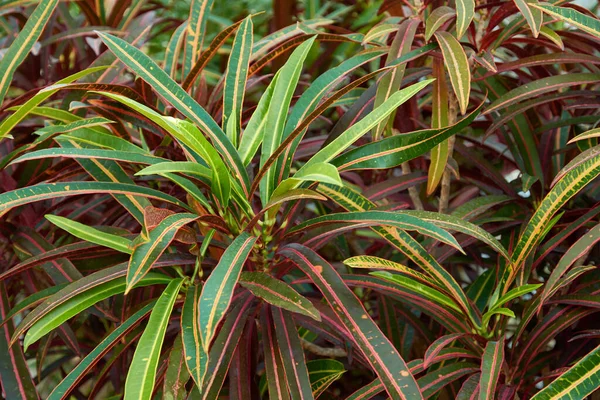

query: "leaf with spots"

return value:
[280, 244, 423, 400]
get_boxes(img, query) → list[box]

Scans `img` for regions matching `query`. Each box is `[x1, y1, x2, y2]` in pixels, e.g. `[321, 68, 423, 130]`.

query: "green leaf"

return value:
[332, 100, 483, 171]
[124, 278, 184, 400]
[362, 23, 399, 44]
[568, 127, 600, 144]
[10, 148, 166, 166]
[427, 58, 449, 194]
[1, 284, 68, 325]
[307, 359, 345, 398]
[507, 148, 600, 287]
[346, 379, 385, 400]
[96, 32, 250, 193]
[223, 16, 253, 146]
[240, 272, 320, 321]
[127, 213, 198, 293]
[300, 79, 434, 174]
[184, 0, 215, 77]
[457, 373, 481, 399]
[289, 210, 462, 251]
[371, 20, 419, 140]
[45, 215, 132, 254]
[515, 0, 543, 37]
[23, 272, 171, 350]
[423, 333, 467, 368]
[479, 339, 504, 400]
[136, 161, 211, 181]
[281, 244, 423, 400]
[531, 342, 600, 399]
[485, 73, 600, 114]
[533, 4, 600, 39]
[93, 92, 232, 206]
[0, 182, 191, 219]
[489, 284, 541, 312]
[371, 271, 462, 313]
[0, 66, 108, 140]
[164, 21, 188, 79]
[539, 223, 600, 306]
[539, 25, 564, 49]
[434, 31, 470, 115]
[279, 48, 386, 182]
[238, 73, 277, 165]
[47, 301, 155, 400]
[397, 210, 510, 260]
[181, 285, 208, 390]
[425, 7, 456, 41]
[199, 232, 257, 349]
[259, 36, 316, 205]
[0, 0, 59, 106]
[344, 255, 438, 287]
[182, 18, 245, 90]
[455, 0, 475, 38]
[316, 183, 480, 327]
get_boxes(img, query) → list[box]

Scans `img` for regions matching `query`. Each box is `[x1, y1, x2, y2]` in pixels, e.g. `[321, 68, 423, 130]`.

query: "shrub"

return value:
[0, 0, 599, 399]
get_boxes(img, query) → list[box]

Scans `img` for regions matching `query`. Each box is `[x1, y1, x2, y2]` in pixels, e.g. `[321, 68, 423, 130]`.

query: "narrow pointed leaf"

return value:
[259, 37, 316, 204]
[531, 342, 600, 399]
[23, 272, 171, 350]
[223, 16, 253, 145]
[201, 295, 254, 399]
[514, 0, 543, 37]
[124, 278, 184, 400]
[333, 101, 483, 171]
[47, 301, 156, 400]
[371, 20, 419, 140]
[272, 307, 314, 400]
[280, 244, 423, 400]
[418, 362, 479, 398]
[45, 215, 132, 254]
[533, 4, 600, 39]
[127, 213, 198, 292]
[485, 73, 600, 114]
[479, 338, 504, 400]
[343, 255, 438, 287]
[240, 272, 320, 321]
[508, 148, 600, 286]
[261, 308, 291, 400]
[0, 0, 59, 106]
[425, 7, 456, 41]
[288, 210, 462, 251]
[0, 182, 190, 218]
[199, 232, 257, 349]
[307, 359, 345, 398]
[435, 32, 470, 115]
[423, 333, 468, 368]
[456, 0, 475, 38]
[184, 0, 214, 76]
[182, 285, 208, 389]
[300, 79, 433, 174]
[96, 32, 249, 192]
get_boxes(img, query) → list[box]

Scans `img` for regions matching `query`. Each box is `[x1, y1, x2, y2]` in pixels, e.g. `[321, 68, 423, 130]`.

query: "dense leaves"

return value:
[0, 0, 599, 399]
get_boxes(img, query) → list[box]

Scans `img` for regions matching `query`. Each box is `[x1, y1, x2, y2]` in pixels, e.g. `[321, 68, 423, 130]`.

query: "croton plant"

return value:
[1, 0, 600, 399]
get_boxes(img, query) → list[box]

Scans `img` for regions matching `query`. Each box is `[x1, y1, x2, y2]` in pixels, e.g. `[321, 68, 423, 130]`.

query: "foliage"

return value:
[1, 0, 600, 399]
